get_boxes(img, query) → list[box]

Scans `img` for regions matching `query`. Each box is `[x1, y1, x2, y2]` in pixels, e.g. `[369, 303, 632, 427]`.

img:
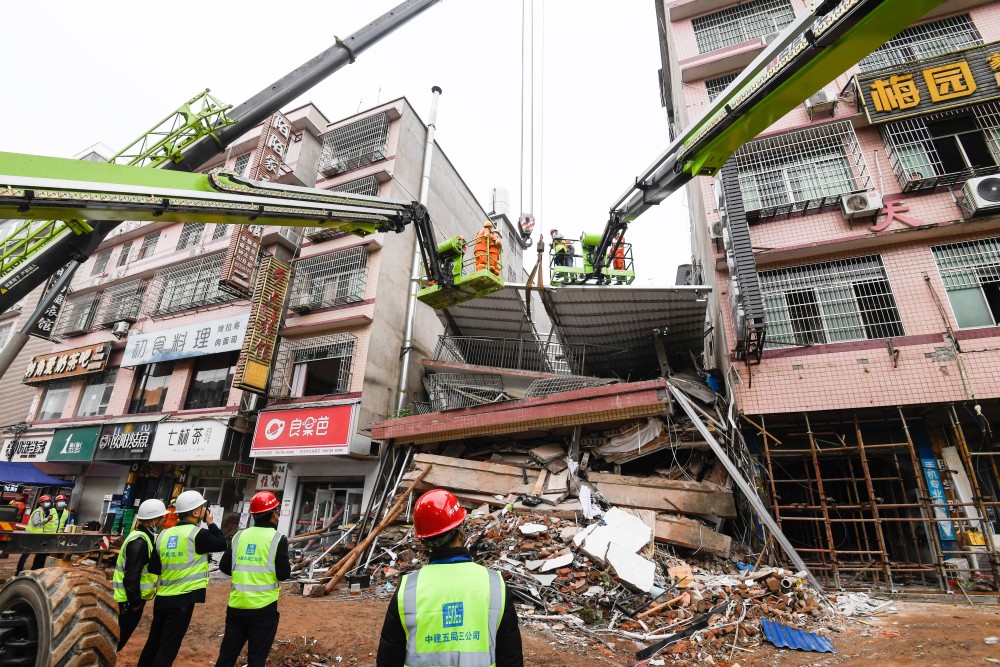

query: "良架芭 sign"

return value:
[250, 405, 354, 457]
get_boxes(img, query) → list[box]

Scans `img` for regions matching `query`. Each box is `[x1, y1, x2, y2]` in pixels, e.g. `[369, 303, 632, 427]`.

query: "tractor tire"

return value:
[0, 568, 118, 667]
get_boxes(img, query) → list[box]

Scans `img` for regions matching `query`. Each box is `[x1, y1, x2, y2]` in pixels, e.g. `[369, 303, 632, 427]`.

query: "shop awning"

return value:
[0, 462, 72, 486]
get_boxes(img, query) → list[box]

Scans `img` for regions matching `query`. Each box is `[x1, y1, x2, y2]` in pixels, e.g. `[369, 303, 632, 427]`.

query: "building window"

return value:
[137, 232, 160, 260]
[184, 352, 238, 410]
[319, 112, 390, 176]
[0, 320, 13, 350]
[151, 253, 238, 315]
[932, 237, 1000, 328]
[53, 292, 101, 338]
[857, 14, 982, 74]
[706, 72, 739, 102]
[288, 247, 368, 311]
[212, 224, 229, 240]
[91, 250, 112, 277]
[759, 255, 904, 348]
[880, 102, 1000, 192]
[269, 333, 356, 398]
[128, 362, 173, 414]
[76, 369, 118, 417]
[329, 174, 381, 198]
[733, 120, 870, 218]
[94, 279, 146, 327]
[176, 223, 205, 251]
[692, 0, 794, 54]
[37, 380, 72, 421]
[116, 241, 133, 267]
[233, 153, 252, 176]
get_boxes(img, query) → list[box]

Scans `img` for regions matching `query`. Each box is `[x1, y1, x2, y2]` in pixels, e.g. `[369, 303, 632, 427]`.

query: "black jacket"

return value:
[218, 519, 291, 615]
[148, 521, 227, 610]
[376, 547, 523, 667]
[121, 526, 157, 605]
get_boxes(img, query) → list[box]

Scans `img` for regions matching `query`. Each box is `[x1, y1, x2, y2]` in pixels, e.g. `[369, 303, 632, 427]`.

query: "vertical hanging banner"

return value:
[28, 265, 71, 340]
[232, 256, 290, 395]
[218, 112, 293, 298]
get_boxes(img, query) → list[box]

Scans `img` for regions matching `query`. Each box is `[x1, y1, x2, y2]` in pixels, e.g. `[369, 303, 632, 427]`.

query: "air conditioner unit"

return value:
[962, 175, 1000, 216]
[841, 191, 882, 221]
[805, 89, 838, 120]
[710, 221, 723, 239]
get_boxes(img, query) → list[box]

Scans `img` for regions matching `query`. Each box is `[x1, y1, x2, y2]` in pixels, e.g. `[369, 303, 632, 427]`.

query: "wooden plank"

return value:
[531, 469, 549, 497]
[590, 479, 736, 517]
[654, 514, 732, 557]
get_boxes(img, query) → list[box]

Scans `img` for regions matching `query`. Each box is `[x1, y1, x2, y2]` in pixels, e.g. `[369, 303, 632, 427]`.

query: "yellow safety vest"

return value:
[398, 561, 505, 667]
[26, 508, 50, 534]
[228, 526, 282, 609]
[156, 523, 209, 596]
[52, 508, 70, 532]
[113, 530, 158, 602]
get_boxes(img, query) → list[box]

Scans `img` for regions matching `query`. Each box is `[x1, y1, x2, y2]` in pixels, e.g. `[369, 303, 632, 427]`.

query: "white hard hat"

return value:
[174, 490, 207, 514]
[136, 498, 168, 520]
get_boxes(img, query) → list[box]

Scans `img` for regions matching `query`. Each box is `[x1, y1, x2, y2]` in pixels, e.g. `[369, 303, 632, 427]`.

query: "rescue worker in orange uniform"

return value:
[474, 220, 503, 276]
[612, 233, 626, 271]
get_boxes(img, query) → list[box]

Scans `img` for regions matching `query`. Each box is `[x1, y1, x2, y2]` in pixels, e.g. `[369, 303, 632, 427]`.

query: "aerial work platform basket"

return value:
[417, 234, 505, 308]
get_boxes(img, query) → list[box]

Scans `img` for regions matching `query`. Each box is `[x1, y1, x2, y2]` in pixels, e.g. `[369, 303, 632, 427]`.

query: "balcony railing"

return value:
[433, 335, 593, 376]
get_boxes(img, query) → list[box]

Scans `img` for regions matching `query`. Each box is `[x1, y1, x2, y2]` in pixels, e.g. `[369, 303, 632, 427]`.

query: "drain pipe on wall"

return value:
[395, 86, 442, 415]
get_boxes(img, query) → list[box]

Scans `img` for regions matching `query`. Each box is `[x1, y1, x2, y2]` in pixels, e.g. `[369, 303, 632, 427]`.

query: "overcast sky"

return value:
[0, 1, 690, 286]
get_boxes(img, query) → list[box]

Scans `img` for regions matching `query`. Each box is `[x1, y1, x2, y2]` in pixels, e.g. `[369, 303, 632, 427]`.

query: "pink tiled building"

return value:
[658, 0, 1000, 589]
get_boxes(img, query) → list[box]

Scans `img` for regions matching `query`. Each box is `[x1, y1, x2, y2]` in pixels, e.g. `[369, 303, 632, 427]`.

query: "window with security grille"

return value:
[857, 14, 982, 74]
[53, 292, 101, 338]
[175, 222, 205, 251]
[233, 153, 252, 176]
[733, 120, 870, 217]
[759, 255, 904, 348]
[268, 333, 356, 398]
[329, 174, 381, 198]
[95, 279, 146, 326]
[91, 249, 112, 276]
[706, 72, 739, 102]
[932, 237, 1000, 328]
[116, 241, 133, 267]
[288, 247, 368, 311]
[137, 232, 160, 260]
[692, 0, 794, 54]
[319, 112, 390, 175]
[151, 252, 238, 315]
[880, 102, 1000, 192]
[212, 224, 229, 240]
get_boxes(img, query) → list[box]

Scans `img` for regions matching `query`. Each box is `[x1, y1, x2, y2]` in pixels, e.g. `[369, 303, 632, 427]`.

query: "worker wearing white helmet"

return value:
[138, 490, 226, 667]
[114, 498, 167, 651]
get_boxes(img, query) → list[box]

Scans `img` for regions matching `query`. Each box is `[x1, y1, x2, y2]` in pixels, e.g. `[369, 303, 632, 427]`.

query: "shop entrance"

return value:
[292, 479, 363, 541]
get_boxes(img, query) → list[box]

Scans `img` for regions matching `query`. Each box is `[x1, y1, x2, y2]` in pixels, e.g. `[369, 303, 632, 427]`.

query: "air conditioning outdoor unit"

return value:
[841, 191, 882, 221]
[710, 220, 723, 239]
[962, 175, 1000, 216]
[805, 89, 838, 120]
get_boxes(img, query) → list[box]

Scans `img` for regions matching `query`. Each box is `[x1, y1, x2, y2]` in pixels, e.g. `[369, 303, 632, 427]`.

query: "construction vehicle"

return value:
[0, 0, 948, 663]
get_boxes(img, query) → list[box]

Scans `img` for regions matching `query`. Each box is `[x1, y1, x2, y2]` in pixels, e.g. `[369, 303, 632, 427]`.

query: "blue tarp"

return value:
[0, 462, 72, 487]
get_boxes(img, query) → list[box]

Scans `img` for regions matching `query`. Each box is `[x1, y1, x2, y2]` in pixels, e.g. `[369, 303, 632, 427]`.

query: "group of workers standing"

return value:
[14, 493, 71, 573]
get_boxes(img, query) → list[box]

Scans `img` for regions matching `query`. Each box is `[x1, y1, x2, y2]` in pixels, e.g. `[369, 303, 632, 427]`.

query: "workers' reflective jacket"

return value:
[397, 561, 505, 667]
[156, 523, 209, 596]
[113, 530, 158, 602]
[228, 526, 281, 609]
[26, 507, 51, 534]
[52, 508, 70, 532]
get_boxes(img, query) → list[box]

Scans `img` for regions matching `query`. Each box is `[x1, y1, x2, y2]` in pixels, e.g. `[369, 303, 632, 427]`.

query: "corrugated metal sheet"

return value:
[444, 285, 537, 339]
[760, 619, 837, 654]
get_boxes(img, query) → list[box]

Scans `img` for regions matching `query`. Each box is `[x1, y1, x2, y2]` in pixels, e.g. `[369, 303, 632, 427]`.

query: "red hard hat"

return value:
[413, 489, 466, 539]
[55, 494, 67, 502]
[250, 491, 279, 515]
[38, 495, 51, 503]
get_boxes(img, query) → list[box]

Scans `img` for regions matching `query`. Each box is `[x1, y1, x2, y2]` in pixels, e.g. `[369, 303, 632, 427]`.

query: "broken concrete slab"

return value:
[524, 559, 547, 571]
[538, 552, 573, 572]
[587, 471, 736, 517]
[559, 526, 580, 542]
[655, 514, 732, 557]
[581, 507, 652, 563]
[529, 443, 565, 464]
[607, 543, 656, 592]
[520, 523, 548, 536]
[529, 573, 558, 587]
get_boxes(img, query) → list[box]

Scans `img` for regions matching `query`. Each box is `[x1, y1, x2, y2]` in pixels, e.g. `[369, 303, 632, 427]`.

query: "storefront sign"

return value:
[95, 422, 157, 461]
[256, 463, 287, 490]
[921, 457, 956, 542]
[233, 256, 290, 395]
[23, 342, 111, 384]
[232, 460, 256, 480]
[122, 314, 249, 367]
[2, 435, 52, 462]
[149, 420, 228, 462]
[47, 426, 101, 462]
[218, 224, 262, 299]
[251, 405, 353, 457]
[858, 42, 1000, 124]
[250, 112, 292, 183]
[28, 266, 70, 341]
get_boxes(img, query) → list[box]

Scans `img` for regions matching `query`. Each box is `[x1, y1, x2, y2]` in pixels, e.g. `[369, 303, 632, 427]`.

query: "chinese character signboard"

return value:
[122, 314, 249, 367]
[95, 422, 157, 461]
[47, 426, 101, 462]
[2, 436, 52, 462]
[23, 342, 111, 384]
[233, 256, 290, 395]
[858, 42, 1000, 124]
[256, 463, 287, 490]
[251, 405, 354, 457]
[921, 457, 957, 542]
[250, 112, 292, 184]
[150, 420, 229, 462]
[28, 266, 70, 341]
[219, 224, 262, 299]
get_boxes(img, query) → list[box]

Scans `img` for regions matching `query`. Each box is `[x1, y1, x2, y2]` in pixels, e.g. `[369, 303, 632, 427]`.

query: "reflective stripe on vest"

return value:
[398, 561, 505, 667]
[113, 530, 158, 602]
[228, 526, 282, 609]
[54, 508, 70, 532]
[25, 508, 46, 534]
[156, 523, 209, 596]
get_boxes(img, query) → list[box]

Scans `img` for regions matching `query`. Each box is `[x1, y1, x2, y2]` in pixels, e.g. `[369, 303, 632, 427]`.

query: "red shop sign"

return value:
[251, 404, 354, 457]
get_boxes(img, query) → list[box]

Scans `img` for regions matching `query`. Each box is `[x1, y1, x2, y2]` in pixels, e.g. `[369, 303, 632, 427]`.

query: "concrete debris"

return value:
[519, 522, 548, 535]
[538, 552, 574, 572]
[834, 592, 894, 617]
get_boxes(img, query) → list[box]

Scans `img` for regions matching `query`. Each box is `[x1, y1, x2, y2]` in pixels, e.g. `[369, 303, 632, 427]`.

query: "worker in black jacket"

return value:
[376, 489, 523, 667]
[214, 491, 292, 667]
[114, 499, 168, 650]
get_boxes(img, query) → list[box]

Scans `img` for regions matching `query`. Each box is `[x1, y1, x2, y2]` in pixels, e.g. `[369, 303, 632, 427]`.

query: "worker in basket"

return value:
[610, 232, 626, 271]
[214, 491, 292, 667]
[115, 498, 168, 651]
[551, 229, 571, 267]
[474, 220, 503, 276]
[52, 493, 71, 531]
[16, 494, 55, 574]
[376, 488, 523, 667]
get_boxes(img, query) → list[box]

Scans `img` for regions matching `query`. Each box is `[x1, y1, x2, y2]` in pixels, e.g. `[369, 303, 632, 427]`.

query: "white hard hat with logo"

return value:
[174, 490, 208, 514]
[136, 498, 168, 520]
